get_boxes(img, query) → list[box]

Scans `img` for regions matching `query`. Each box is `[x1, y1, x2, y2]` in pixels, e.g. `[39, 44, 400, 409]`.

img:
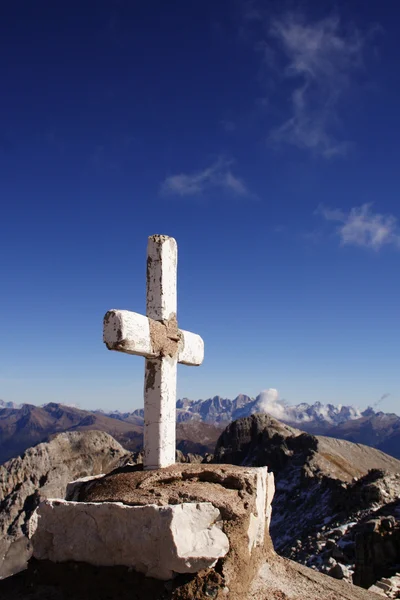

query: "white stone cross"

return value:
[103, 235, 204, 470]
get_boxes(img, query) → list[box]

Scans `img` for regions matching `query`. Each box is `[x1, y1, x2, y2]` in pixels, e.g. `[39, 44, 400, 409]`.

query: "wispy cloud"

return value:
[267, 13, 368, 157]
[317, 203, 400, 250]
[238, 6, 379, 157]
[161, 158, 250, 197]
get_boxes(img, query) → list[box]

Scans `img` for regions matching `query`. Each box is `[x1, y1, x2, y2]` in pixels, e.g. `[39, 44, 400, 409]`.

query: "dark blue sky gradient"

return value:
[1, 1, 399, 411]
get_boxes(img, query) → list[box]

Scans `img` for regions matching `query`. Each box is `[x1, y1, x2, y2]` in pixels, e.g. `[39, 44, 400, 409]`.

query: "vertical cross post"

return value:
[103, 234, 204, 470]
[144, 235, 178, 469]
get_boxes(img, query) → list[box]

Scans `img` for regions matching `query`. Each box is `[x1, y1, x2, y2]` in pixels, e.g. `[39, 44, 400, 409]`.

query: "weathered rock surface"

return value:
[353, 499, 400, 589]
[33, 500, 229, 579]
[281, 471, 400, 589]
[214, 414, 400, 480]
[369, 572, 400, 598]
[249, 557, 383, 600]
[0, 431, 130, 579]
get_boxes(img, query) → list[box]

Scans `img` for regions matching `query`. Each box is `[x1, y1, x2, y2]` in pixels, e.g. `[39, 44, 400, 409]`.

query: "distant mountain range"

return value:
[0, 394, 399, 462]
[101, 392, 400, 459]
[0, 399, 21, 410]
[175, 392, 364, 427]
[99, 392, 363, 427]
[0, 402, 222, 465]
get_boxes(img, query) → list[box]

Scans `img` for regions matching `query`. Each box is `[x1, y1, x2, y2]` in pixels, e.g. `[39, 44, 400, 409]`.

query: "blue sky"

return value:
[1, 0, 399, 413]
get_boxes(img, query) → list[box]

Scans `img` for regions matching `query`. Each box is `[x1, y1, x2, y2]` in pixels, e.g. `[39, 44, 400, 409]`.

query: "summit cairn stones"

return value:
[103, 235, 204, 469]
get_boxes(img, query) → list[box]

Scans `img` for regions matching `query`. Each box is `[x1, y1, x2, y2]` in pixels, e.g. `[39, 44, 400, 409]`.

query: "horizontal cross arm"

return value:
[178, 329, 204, 366]
[104, 310, 153, 357]
[103, 310, 204, 366]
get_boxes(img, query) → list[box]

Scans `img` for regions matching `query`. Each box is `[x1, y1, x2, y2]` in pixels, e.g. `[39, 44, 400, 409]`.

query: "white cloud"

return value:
[317, 203, 400, 250]
[266, 13, 370, 157]
[255, 389, 285, 418]
[161, 158, 250, 197]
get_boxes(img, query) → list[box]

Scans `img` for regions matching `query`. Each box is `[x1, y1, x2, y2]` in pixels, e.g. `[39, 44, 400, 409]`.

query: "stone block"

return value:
[248, 468, 274, 551]
[375, 581, 391, 591]
[32, 500, 229, 580]
[368, 584, 387, 596]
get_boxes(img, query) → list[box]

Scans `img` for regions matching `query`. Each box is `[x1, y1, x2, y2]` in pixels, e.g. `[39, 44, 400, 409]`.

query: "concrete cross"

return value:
[103, 235, 204, 470]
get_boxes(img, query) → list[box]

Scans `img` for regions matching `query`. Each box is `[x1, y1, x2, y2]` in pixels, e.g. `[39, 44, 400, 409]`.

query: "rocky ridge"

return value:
[284, 480, 400, 586]
[213, 414, 400, 594]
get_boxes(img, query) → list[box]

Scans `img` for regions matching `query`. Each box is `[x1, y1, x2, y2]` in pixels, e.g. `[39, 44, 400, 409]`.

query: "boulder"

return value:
[0, 431, 129, 579]
[32, 500, 229, 580]
[353, 516, 400, 588]
[328, 563, 350, 580]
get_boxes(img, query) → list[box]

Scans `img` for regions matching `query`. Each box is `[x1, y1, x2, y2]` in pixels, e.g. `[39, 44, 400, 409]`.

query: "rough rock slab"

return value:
[250, 557, 384, 600]
[33, 499, 228, 579]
